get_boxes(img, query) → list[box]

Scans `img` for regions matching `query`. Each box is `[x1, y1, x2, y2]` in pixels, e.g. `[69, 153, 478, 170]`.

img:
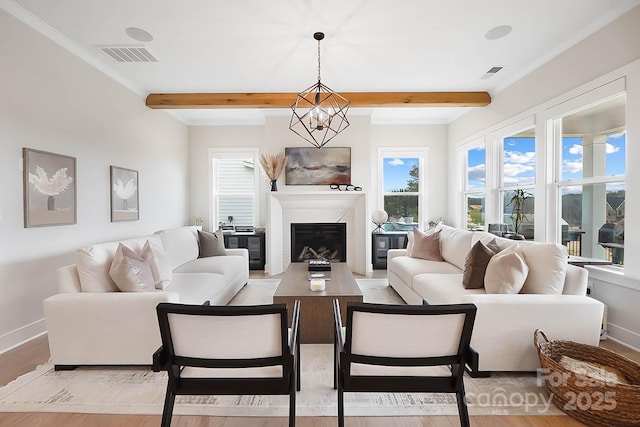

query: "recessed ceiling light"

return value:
[125, 27, 153, 43]
[485, 25, 512, 40]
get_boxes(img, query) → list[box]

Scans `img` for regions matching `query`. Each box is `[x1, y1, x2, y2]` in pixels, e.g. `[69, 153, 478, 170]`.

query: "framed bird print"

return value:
[110, 166, 139, 222]
[23, 148, 77, 228]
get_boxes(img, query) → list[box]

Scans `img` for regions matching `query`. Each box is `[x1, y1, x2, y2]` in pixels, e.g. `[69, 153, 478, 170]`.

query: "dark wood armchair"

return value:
[154, 301, 300, 427]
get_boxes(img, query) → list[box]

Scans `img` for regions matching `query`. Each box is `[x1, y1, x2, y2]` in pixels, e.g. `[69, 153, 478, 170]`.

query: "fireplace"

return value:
[266, 192, 367, 275]
[291, 223, 347, 262]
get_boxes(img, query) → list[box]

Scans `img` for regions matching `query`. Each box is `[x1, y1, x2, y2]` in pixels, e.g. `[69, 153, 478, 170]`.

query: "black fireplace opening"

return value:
[291, 223, 347, 262]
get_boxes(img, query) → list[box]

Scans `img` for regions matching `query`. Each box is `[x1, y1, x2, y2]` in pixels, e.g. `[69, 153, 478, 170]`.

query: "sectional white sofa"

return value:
[388, 224, 605, 373]
[43, 226, 249, 369]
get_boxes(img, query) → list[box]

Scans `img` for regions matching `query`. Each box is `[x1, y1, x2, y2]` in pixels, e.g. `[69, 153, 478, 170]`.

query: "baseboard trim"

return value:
[607, 322, 640, 350]
[0, 318, 47, 355]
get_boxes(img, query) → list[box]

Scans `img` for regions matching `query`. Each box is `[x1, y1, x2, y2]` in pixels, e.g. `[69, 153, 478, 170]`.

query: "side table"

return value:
[372, 232, 408, 269]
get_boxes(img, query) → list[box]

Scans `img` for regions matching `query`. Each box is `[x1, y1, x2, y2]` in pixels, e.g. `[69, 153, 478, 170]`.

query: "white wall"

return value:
[189, 116, 449, 235]
[588, 268, 640, 350]
[448, 6, 640, 347]
[371, 124, 449, 224]
[0, 10, 189, 353]
[189, 114, 372, 229]
[449, 6, 640, 145]
[189, 125, 265, 230]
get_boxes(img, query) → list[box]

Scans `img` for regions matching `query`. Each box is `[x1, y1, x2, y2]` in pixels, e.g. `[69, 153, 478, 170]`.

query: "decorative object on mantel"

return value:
[507, 188, 531, 240]
[259, 152, 287, 191]
[289, 32, 350, 149]
[23, 147, 76, 228]
[372, 209, 389, 233]
[285, 146, 350, 185]
[330, 183, 362, 191]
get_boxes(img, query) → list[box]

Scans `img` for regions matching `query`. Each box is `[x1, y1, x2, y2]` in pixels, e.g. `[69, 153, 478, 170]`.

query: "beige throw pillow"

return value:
[409, 229, 444, 261]
[140, 240, 172, 289]
[109, 243, 156, 292]
[519, 243, 568, 294]
[462, 240, 496, 289]
[198, 229, 226, 257]
[484, 247, 529, 294]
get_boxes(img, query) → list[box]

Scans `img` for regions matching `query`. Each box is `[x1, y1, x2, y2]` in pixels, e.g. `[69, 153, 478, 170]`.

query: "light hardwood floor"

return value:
[2, 275, 638, 427]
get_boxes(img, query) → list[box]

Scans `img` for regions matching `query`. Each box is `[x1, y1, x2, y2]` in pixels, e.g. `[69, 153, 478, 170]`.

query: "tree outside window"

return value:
[383, 157, 420, 225]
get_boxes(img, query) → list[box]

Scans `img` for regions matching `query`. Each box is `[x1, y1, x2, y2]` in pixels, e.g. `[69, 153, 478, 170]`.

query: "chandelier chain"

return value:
[317, 37, 321, 83]
[289, 31, 350, 148]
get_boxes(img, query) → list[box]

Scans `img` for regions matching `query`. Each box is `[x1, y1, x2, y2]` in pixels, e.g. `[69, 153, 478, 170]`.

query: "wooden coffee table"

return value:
[274, 262, 363, 343]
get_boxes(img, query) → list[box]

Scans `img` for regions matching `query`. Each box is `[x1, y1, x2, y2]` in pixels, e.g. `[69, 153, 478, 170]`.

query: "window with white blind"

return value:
[211, 150, 258, 228]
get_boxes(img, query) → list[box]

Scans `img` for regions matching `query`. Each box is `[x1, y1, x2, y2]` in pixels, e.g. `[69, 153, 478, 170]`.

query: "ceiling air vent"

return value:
[99, 45, 158, 63]
[480, 66, 503, 80]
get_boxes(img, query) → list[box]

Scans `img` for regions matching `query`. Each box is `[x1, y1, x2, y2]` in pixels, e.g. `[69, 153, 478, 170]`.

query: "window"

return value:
[555, 95, 626, 264]
[500, 129, 535, 238]
[210, 150, 258, 229]
[378, 149, 426, 229]
[464, 143, 486, 231]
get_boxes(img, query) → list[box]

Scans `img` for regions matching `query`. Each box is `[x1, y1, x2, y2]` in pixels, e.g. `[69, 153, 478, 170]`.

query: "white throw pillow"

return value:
[141, 240, 173, 289]
[436, 224, 474, 270]
[77, 242, 121, 292]
[484, 247, 529, 294]
[519, 243, 568, 294]
[109, 243, 156, 292]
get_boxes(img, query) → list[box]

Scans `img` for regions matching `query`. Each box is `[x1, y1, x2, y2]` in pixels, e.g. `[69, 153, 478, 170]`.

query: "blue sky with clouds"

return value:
[562, 133, 626, 180]
[383, 157, 419, 192]
[467, 133, 626, 192]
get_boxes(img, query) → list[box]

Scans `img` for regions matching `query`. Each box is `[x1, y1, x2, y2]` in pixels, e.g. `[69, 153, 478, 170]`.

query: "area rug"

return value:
[0, 279, 562, 417]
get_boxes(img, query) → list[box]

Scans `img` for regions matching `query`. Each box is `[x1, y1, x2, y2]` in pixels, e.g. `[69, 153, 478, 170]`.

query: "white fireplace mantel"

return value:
[266, 191, 369, 276]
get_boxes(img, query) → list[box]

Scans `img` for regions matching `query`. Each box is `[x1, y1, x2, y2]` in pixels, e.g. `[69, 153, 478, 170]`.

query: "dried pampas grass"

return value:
[260, 152, 287, 180]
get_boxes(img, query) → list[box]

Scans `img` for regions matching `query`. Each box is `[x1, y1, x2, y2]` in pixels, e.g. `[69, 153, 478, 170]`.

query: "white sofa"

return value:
[43, 226, 249, 368]
[388, 224, 605, 373]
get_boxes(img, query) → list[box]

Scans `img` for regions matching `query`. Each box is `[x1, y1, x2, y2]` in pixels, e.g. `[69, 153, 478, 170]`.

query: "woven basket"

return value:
[534, 329, 640, 427]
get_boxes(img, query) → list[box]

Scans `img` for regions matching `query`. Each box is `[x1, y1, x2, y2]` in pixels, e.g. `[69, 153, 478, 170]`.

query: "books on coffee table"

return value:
[308, 260, 331, 271]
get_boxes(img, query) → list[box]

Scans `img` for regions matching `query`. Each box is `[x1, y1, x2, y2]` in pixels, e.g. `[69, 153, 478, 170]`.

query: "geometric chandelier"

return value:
[289, 32, 350, 149]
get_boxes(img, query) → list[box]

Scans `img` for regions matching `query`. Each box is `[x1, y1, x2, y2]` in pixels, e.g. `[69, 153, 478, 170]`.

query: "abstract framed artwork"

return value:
[285, 147, 351, 185]
[110, 166, 139, 222]
[23, 148, 77, 228]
